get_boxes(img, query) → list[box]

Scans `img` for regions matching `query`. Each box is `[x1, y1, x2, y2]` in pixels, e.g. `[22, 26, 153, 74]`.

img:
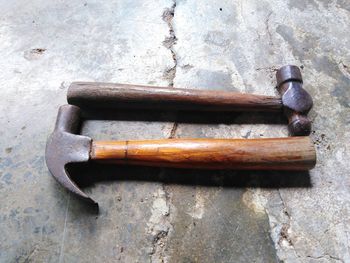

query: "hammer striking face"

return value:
[46, 105, 316, 205]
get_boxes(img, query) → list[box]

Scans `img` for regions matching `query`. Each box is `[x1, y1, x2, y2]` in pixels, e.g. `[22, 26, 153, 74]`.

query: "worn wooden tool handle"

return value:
[68, 82, 282, 112]
[91, 137, 316, 170]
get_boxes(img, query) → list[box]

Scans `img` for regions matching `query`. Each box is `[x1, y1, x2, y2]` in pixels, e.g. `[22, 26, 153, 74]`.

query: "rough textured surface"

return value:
[0, 0, 349, 262]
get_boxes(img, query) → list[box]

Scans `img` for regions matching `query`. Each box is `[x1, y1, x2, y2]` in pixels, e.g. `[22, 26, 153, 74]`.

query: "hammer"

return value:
[46, 104, 316, 205]
[67, 65, 313, 136]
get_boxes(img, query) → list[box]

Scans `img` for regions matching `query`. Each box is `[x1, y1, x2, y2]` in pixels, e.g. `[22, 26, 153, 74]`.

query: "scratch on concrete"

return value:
[307, 254, 345, 262]
[265, 11, 273, 46]
[338, 60, 350, 79]
[189, 189, 207, 219]
[168, 123, 178, 139]
[58, 194, 70, 263]
[24, 48, 46, 61]
[246, 188, 303, 261]
[242, 189, 267, 214]
[147, 188, 172, 263]
[276, 191, 295, 248]
[188, 187, 223, 220]
[275, 190, 303, 260]
[23, 245, 39, 262]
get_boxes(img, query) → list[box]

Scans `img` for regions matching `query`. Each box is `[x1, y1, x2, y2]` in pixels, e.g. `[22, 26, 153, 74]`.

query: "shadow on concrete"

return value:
[80, 108, 286, 125]
[66, 162, 311, 213]
[67, 162, 311, 190]
[65, 162, 311, 213]
[66, 163, 311, 213]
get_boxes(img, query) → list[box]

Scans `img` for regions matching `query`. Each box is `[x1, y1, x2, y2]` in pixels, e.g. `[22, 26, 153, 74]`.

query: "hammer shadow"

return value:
[66, 163, 311, 214]
[67, 163, 311, 190]
[80, 107, 286, 125]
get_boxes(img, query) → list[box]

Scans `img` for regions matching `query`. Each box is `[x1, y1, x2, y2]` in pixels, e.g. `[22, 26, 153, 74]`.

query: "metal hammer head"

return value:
[276, 65, 313, 136]
[45, 105, 95, 204]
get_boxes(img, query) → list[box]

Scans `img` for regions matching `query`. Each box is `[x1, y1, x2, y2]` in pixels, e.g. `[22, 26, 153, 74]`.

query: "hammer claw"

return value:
[45, 105, 95, 205]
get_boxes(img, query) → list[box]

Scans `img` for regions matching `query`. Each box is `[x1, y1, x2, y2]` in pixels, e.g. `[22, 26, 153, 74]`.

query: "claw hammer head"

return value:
[276, 65, 313, 136]
[45, 105, 96, 205]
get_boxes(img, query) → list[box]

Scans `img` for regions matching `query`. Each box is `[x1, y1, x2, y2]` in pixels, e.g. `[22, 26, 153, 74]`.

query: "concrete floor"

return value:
[0, 0, 349, 262]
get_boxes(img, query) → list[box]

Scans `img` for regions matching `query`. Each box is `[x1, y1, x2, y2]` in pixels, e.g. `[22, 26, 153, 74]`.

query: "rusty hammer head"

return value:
[276, 65, 313, 136]
[45, 105, 96, 205]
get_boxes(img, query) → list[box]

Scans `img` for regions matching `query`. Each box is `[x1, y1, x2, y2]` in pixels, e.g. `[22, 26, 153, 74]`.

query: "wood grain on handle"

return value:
[91, 137, 316, 170]
[68, 82, 282, 112]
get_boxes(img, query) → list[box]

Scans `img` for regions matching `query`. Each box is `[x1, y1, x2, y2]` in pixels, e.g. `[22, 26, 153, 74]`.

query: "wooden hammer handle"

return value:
[91, 137, 316, 170]
[68, 82, 282, 112]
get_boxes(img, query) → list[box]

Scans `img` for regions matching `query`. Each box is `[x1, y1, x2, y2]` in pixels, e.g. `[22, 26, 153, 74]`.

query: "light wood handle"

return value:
[91, 137, 316, 170]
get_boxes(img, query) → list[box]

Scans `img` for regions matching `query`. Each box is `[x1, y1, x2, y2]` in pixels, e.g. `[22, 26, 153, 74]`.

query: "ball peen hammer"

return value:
[67, 65, 313, 136]
[46, 105, 316, 205]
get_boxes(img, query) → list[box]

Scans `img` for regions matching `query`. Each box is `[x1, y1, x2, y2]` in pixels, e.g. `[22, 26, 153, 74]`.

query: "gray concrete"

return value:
[0, 0, 349, 262]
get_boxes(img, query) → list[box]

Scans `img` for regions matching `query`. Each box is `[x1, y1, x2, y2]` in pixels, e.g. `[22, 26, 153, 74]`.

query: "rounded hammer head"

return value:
[276, 65, 313, 136]
[45, 105, 95, 205]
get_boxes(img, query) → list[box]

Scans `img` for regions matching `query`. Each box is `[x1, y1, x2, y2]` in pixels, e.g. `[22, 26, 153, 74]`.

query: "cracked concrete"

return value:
[162, 0, 178, 87]
[0, 0, 349, 262]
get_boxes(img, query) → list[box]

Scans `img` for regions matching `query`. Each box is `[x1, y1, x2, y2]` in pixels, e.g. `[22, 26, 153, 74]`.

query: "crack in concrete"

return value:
[162, 0, 178, 142]
[306, 254, 344, 262]
[162, 0, 178, 141]
[277, 194, 293, 249]
[162, 0, 177, 87]
[151, 229, 169, 263]
[160, 6, 178, 259]
[278, 190, 291, 220]
[153, 10, 178, 263]
[276, 190, 304, 260]
[148, 185, 173, 263]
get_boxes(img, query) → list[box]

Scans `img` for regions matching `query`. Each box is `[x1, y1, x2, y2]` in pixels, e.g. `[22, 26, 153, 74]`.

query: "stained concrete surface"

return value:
[0, 0, 349, 262]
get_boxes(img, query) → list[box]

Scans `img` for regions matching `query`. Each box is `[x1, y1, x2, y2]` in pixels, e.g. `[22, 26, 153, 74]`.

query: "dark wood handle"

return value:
[91, 137, 316, 170]
[68, 82, 282, 112]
